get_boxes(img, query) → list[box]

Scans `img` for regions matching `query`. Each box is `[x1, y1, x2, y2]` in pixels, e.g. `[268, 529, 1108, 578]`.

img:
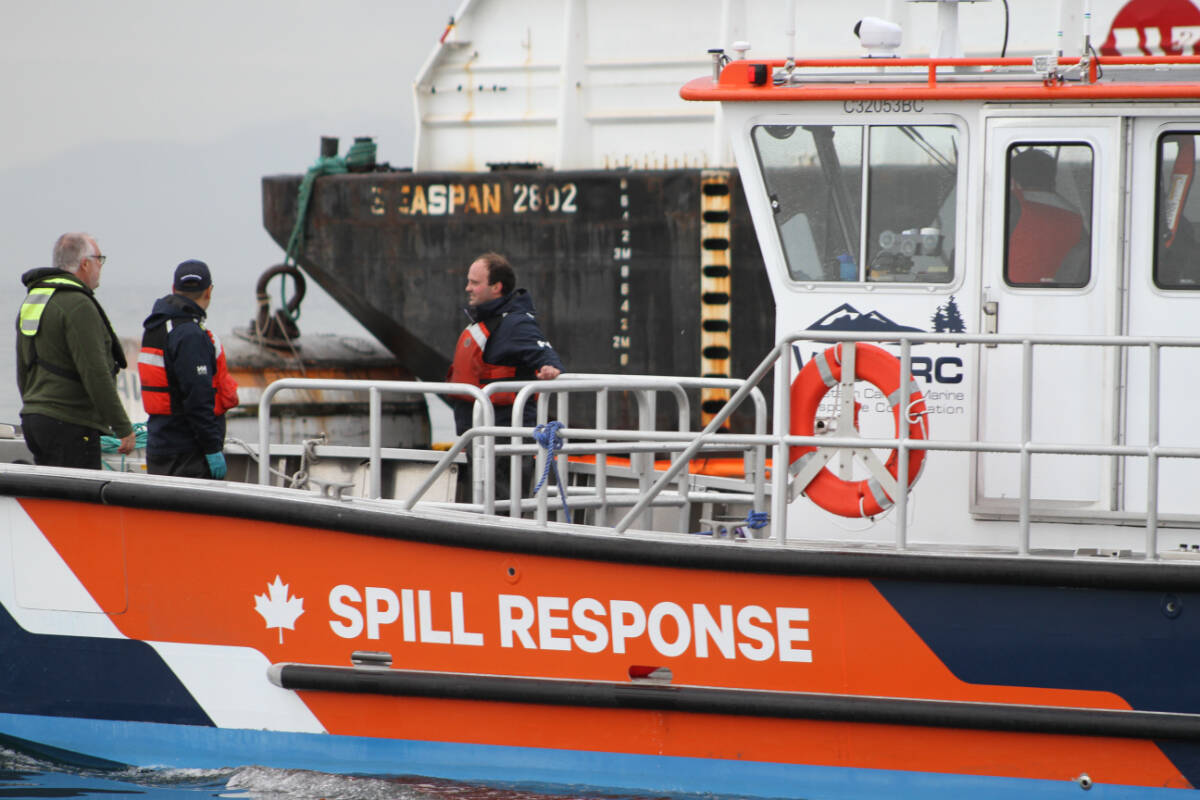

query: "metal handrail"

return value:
[761, 331, 1200, 556]
[254, 377, 767, 524]
[256, 379, 493, 503]
[478, 376, 768, 528]
[252, 331, 1200, 558]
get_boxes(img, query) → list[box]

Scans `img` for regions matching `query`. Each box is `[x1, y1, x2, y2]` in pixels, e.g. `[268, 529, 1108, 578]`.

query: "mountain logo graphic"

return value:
[806, 303, 925, 333]
[805, 298, 966, 335]
[254, 575, 305, 644]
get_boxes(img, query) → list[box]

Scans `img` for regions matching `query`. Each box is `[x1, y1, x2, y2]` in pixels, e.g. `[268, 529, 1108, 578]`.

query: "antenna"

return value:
[784, 0, 797, 73]
[1081, 0, 1093, 82]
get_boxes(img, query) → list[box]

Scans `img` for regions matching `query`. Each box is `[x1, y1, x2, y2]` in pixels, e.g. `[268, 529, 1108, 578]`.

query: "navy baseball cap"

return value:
[173, 260, 212, 291]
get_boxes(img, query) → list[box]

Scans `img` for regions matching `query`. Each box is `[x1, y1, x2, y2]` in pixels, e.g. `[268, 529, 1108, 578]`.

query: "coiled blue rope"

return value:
[531, 421, 570, 521]
[745, 509, 769, 530]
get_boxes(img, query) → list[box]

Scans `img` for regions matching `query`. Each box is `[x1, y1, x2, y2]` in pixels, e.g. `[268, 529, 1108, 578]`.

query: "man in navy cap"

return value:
[138, 260, 238, 479]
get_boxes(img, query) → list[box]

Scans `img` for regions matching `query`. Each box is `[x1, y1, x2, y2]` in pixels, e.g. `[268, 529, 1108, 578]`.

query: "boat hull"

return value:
[2, 468, 1198, 796]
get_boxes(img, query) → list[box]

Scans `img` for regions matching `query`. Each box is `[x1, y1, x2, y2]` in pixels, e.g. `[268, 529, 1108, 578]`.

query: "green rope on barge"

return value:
[344, 137, 377, 171]
[284, 154, 347, 267]
[277, 137, 375, 323]
[278, 152, 347, 323]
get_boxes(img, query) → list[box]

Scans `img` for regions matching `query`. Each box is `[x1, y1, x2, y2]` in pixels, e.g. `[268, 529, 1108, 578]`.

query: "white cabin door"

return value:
[1122, 119, 1200, 519]
[975, 117, 1123, 513]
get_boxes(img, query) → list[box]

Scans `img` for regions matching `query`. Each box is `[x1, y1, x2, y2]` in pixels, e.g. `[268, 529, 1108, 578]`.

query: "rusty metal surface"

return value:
[261, 168, 774, 429]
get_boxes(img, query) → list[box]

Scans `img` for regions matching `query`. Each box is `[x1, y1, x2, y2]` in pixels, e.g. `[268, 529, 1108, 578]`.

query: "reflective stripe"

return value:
[815, 350, 837, 388]
[18, 288, 55, 336]
[138, 351, 166, 368]
[18, 278, 87, 337]
[866, 477, 894, 512]
[886, 380, 922, 408]
[466, 323, 488, 350]
[448, 319, 517, 402]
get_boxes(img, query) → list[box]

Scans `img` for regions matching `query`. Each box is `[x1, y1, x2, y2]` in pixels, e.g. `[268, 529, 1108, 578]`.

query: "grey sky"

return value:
[2, 1, 458, 169]
[0, 0, 460, 422]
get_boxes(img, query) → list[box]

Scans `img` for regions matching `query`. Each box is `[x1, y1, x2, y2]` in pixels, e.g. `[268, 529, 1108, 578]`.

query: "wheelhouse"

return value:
[683, 53, 1200, 551]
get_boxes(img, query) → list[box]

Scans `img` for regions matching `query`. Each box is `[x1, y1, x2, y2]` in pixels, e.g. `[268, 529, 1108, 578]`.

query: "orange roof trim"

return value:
[681, 54, 1200, 103]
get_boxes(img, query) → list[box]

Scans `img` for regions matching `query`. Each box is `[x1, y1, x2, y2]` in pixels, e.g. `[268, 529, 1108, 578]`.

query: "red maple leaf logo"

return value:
[253, 575, 305, 643]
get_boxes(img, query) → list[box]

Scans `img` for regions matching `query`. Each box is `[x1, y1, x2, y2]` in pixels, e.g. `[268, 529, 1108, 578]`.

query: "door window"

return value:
[1003, 143, 1093, 288]
[1154, 132, 1200, 289]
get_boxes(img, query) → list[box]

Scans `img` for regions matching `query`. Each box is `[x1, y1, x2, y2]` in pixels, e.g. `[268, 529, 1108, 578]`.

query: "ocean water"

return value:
[0, 747, 656, 800]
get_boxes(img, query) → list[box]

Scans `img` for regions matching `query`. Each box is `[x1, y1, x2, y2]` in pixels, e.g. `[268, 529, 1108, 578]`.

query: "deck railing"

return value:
[253, 330, 1200, 559]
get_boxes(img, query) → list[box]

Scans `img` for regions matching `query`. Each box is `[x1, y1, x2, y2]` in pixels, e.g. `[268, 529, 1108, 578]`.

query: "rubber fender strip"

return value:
[270, 663, 1200, 742]
[6, 468, 1200, 591]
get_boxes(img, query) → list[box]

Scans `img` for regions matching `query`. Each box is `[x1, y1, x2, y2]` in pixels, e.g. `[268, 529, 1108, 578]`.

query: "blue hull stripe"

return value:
[871, 580, 1200, 784]
[0, 712, 1191, 799]
[0, 601, 212, 728]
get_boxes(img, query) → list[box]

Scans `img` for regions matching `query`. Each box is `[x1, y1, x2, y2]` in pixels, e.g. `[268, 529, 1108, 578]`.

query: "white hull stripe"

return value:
[0, 497, 323, 734]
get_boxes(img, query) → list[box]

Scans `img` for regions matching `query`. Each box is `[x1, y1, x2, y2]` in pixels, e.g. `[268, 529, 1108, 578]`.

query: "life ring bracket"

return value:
[787, 444, 907, 505]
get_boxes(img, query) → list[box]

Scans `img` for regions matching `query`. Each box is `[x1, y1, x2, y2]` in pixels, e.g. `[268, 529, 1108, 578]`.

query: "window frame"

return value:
[748, 117, 965, 289]
[1152, 130, 1200, 291]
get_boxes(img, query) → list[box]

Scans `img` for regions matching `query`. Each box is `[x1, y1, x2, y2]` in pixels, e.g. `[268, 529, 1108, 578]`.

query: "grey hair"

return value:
[52, 232, 94, 273]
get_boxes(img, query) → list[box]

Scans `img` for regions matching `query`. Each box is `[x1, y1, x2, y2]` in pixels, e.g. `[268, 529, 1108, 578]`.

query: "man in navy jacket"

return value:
[138, 260, 236, 479]
[447, 252, 564, 498]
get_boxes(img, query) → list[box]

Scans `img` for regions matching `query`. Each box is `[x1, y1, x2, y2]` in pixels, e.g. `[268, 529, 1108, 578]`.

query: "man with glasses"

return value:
[16, 232, 135, 468]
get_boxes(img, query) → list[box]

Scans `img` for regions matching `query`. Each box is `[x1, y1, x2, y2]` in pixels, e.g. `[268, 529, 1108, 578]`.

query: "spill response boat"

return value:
[264, 0, 1180, 429]
[5, 1, 1200, 797]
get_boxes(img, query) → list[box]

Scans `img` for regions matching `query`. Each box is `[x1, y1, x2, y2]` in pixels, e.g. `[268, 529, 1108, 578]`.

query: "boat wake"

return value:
[223, 765, 439, 800]
[0, 744, 662, 800]
[221, 767, 660, 800]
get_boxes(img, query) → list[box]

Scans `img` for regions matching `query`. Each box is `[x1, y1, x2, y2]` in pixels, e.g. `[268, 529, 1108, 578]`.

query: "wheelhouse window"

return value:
[751, 123, 957, 283]
[1003, 143, 1093, 288]
[1155, 132, 1200, 289]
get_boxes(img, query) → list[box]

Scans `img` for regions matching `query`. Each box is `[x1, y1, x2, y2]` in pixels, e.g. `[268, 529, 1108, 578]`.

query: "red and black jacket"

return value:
[139, 294, 238, 455]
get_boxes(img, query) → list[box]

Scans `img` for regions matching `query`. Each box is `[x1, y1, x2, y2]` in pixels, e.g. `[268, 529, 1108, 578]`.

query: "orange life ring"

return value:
[789, 343, 929, 518]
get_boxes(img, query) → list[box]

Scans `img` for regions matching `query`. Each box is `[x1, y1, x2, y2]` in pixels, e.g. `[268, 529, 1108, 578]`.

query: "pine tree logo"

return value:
[931, 295, 966, 342]
[254, 575, 305, 644]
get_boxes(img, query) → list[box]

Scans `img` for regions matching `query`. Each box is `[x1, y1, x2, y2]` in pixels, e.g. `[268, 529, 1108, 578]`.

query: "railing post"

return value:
[557, 391, 571, 523]
[369, 386, 382, 499]
[257, 383, 275, 486]
[596, 388, 609, 527]
[1018, 339, 1033, 555]
[896, 339, 911, 550]
[1147, 342, 1160, 559]
[837, 341, 857, 480]
[635, 390, 653, 530]
[772, 343, 792, 544]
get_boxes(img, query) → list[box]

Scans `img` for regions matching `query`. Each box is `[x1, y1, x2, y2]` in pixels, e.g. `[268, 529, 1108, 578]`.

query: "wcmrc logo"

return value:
[803, 301, 965, 385]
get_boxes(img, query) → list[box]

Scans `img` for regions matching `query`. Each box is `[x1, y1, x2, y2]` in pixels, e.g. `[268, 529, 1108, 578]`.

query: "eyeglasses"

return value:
[90, 254, 107, 266]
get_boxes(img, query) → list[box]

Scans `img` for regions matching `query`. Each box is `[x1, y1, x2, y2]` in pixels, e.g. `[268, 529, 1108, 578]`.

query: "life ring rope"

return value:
[788, 342, 929, 518]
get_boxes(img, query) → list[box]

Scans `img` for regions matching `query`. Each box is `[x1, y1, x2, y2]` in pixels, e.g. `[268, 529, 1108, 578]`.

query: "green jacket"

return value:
[15, 268, 133, 438]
